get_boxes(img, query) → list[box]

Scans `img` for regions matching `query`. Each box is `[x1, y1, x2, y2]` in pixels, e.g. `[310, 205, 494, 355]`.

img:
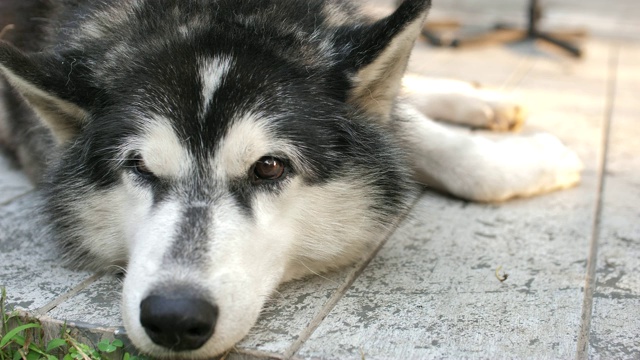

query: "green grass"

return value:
[0, 288, 147, 360]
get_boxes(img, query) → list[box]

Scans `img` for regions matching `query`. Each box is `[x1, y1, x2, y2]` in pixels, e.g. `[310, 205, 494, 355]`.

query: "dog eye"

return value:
[129, 154, 155, 179]
[252, 156, 286, 183]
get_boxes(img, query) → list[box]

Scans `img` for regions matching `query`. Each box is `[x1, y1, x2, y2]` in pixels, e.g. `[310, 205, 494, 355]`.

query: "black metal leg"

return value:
[417, 0, 585, 58]
[535, 32, 583, 57]
[421, 30, 444, 47]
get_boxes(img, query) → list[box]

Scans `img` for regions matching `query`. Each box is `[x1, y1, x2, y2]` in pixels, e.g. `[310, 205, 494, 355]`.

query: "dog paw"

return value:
[400, 76, 527, 131]
[528, 133, 583, 191]
[482, 96, 527, 132]
[460, 133, 583, 202]
[485, 133, 583, 201]
[459, 90, 528, 132]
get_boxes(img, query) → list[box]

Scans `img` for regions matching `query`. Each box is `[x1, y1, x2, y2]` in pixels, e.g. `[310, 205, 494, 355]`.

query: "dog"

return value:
[0, 0, 583, 358]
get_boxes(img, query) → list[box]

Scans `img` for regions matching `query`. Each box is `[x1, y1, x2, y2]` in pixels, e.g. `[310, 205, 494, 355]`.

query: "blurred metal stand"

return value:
[420, 0, 586, 57]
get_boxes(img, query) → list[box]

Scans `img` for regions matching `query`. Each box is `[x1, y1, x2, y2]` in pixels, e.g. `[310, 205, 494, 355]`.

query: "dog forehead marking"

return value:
[199, 56, 234, 119]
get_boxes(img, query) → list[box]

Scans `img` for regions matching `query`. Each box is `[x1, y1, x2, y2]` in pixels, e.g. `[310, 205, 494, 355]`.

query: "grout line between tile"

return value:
[282, 193, 422, 359]
[32, 273, 103, 317]
[281, 253, 379, 359]
[575, 43, 619, 360]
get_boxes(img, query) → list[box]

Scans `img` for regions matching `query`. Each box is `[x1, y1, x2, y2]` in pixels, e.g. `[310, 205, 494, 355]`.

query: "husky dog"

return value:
[0, 0, 582, 357]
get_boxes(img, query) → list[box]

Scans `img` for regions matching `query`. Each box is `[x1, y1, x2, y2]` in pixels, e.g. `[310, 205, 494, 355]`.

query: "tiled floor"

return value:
[1, 1, 639, 359]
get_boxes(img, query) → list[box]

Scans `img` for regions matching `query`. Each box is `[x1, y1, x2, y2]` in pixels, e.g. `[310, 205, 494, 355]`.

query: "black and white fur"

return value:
[0, 0, 582, 358]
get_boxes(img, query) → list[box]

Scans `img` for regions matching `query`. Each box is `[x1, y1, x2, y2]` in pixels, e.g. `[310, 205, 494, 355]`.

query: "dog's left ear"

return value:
[0, 41, 94, 143]
[336, 0, 430, 120]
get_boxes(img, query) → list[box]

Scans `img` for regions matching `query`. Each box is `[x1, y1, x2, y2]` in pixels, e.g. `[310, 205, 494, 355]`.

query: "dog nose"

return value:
[140, 295, 218, 351]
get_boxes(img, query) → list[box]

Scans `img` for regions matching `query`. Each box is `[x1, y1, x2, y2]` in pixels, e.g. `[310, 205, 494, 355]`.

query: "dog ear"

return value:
[0, 41, 92, 143]
[337, 0, 430, 120]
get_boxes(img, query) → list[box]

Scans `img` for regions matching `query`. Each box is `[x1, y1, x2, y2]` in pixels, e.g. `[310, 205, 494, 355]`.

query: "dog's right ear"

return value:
[0, 41, 93, 144]
[333, 0, 430, 121]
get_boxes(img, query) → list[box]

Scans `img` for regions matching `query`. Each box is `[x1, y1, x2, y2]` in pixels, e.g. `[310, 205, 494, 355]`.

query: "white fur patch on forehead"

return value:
[121, 116, 190, 178]
[199, 56, 234, 118]
[213, 113, 301, 180]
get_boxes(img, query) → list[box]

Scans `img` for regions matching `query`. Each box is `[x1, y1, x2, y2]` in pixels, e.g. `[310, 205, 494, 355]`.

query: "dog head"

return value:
[0, 0, 429, 357]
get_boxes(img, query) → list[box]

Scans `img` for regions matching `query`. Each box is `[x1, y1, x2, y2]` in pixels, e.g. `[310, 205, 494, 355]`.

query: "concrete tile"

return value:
[298, 185, 597, 359]
[236, 271, 355, 354]
[0, 193, 93, 311]
[37, 275, 136, 360]
[589, 45, 640, 359]
[0, 154, 33, 204]
[407, 41, 527, 87]
[513, 48, 610, 94]
[46, 275, 123, 328]
[590, 298, 640, 359]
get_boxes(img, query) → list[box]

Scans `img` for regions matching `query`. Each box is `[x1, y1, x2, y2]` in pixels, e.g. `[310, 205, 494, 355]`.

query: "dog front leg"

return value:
[401, 74, 527, 131]
[393, 104, 582, 202]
